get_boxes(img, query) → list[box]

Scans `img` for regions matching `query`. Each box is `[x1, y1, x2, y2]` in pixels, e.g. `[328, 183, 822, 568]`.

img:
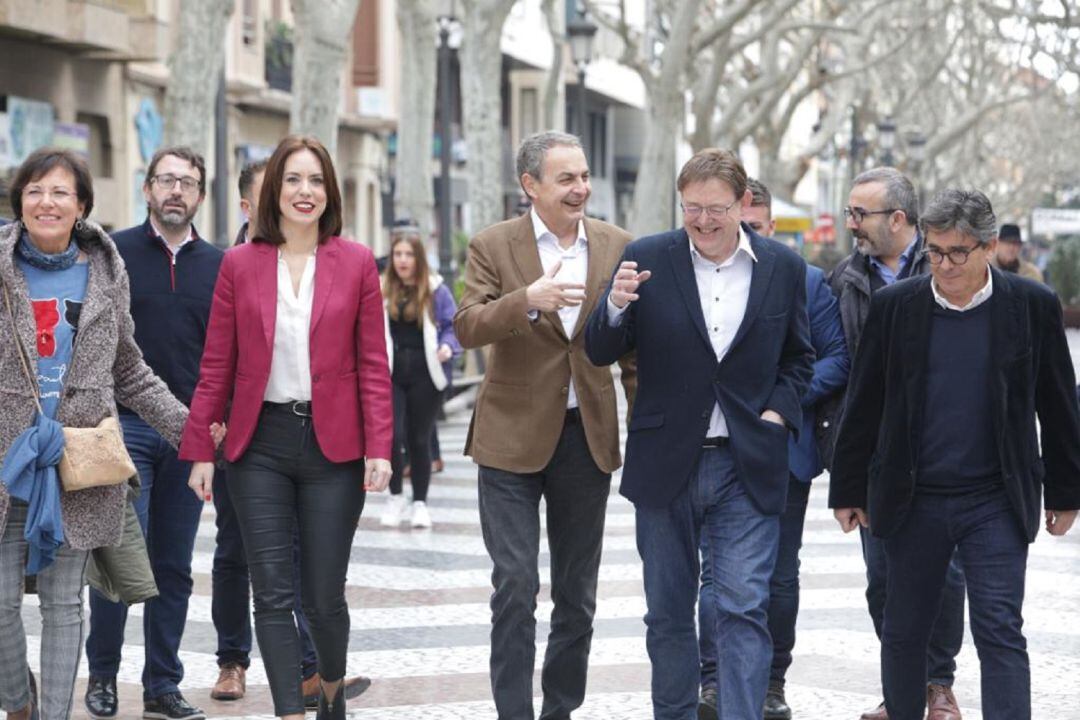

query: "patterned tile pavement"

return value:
[18, 333, 1080, 720]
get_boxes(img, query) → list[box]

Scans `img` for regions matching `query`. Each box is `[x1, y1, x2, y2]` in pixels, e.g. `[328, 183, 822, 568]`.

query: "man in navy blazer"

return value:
[586, 149, 813, 720]
[830, 189, 1080, 720]
[696, 179, 849, 720]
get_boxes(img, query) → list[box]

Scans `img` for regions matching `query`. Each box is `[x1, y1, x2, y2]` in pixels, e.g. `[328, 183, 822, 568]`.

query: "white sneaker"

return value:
[410, 501, 432, 528]
[380, 494, 408, 527]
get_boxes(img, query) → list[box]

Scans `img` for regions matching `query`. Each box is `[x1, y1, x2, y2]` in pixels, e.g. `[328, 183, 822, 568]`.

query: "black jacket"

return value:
[829, 269, 1080, 541]
[112, 219, 224, 407]
[826, 236, 929, 360]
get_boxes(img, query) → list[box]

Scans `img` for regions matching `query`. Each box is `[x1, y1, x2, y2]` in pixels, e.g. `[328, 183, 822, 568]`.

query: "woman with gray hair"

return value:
[0, 148, 189, 720]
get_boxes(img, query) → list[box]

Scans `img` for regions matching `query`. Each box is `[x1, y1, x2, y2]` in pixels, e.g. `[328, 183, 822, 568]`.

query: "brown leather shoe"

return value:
[210, 663, 246, 701]
[302, 673, 373, 709]
[926, 684, 962, 720]
[860, 701, 889, 720]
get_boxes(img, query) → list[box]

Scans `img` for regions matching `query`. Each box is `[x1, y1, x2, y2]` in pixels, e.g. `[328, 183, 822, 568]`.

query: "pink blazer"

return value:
[179, 237, 393, 464]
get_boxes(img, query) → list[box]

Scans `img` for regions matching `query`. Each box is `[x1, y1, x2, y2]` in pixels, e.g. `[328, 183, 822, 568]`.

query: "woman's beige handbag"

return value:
[3, 282, 136, 491]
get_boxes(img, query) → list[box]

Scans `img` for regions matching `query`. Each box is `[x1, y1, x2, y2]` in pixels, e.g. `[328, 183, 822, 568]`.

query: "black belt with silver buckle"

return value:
[264, 400, 313, 418]
[702, 436, 730, 448]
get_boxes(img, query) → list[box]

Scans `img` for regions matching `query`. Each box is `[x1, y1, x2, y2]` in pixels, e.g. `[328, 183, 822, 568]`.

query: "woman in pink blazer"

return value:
[181, 136, 392, 720]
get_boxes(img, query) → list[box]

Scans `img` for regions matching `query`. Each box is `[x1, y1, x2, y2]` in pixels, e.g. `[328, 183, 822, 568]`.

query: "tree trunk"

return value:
[162, 0, 234, 151]
[629, 81, 682, 236]
[395, 0, 438, 239]
[628, 0, 702, 236]
[540, 0, 565, 131]
[290, 0, 362, 157]
[459, 0, 515, 234]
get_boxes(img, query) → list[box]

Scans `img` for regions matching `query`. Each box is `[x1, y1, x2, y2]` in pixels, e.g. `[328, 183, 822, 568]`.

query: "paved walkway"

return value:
[22, 333, 1080, 719]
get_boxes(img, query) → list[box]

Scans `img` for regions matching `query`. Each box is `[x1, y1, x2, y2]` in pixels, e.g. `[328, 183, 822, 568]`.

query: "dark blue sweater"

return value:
[112, 219, 224, 408]
[917, 299, 1001, 493]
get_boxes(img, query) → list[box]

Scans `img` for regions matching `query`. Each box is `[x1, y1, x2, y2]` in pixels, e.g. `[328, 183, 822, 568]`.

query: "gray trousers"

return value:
[0, 501, 90, 720]
[478, 416, 610, 720]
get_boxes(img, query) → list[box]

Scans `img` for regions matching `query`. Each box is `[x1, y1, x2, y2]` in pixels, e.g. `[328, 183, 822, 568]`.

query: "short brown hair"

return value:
[677, 148, 747, 199]
[254, 135, 343, 246]
[10, 147, 94, 220]
[238, 159, 269, 201]
[145, 146, 207, 196]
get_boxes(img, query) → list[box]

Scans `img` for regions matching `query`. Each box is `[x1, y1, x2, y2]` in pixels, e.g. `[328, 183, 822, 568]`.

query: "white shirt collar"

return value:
[149, 218, 195, 254]
[531, 208, 587, 247]
[931, 265, 994, 312]
[688, 226, 758, 266]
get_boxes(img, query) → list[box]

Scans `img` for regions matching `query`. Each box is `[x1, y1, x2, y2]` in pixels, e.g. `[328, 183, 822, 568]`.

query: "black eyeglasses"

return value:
[921, 245, 983, 266]
[151, 174, 200, 192]
[843, 206, 898, 224]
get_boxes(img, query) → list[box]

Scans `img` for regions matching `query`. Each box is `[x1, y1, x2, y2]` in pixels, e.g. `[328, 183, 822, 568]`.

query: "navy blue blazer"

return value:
[585, 227, 814, 513]
[789, 265, 850, 483]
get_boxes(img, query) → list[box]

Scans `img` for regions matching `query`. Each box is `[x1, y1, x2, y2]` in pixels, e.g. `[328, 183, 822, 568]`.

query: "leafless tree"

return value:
[162, 0, 235, 150]
[459, 0, 518, 233]
[395, 0, 439, 239]
[290, 0, 362, 156]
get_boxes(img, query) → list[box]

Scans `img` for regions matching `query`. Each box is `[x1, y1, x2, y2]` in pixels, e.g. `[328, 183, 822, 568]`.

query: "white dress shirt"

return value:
[531, 208, 588, 409]
[264, 252, 316, 403]
[931, 265, 993, 312]
[149, 218, 196, 256]
[608, 228, 756, 437]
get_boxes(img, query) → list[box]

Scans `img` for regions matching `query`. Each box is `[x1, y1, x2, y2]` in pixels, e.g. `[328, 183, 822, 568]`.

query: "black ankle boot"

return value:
[316, 681, 345, 720]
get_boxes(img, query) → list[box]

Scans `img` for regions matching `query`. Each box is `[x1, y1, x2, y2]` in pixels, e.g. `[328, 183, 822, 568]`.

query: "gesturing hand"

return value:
[527, 260, 586, 313]
[609, 261, 652, 309]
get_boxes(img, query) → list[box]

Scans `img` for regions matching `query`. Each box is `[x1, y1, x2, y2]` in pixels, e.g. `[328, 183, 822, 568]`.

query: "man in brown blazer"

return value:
[454, 131, 633, 720]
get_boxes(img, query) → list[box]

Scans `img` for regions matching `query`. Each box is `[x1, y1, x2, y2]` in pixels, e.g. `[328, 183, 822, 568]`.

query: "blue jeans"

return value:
[882, 488, 1029, 720]
[861, 524, 965, 686]
[637, 446, 780, 720]
[699, 475, 809, 690]
[212, 467, 318, 677]
[85, 413, 203, 698]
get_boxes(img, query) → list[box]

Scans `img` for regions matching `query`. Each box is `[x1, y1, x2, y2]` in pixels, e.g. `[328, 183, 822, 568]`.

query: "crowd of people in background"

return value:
[0, 127, 1076, 720]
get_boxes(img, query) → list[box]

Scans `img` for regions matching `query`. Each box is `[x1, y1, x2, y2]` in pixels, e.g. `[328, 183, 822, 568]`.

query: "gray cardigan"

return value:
[0, 220, 188, 550]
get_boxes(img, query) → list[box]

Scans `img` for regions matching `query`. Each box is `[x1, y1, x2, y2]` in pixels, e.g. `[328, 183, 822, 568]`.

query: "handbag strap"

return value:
[1, 280, 46, 416]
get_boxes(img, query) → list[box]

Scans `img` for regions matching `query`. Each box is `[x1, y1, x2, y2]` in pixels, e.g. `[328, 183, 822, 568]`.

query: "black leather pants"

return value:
[227, 403, 365, 716]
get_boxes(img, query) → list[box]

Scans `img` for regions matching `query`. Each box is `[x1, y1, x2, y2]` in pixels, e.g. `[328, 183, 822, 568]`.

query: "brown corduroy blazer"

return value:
[454, 213, 635, 474]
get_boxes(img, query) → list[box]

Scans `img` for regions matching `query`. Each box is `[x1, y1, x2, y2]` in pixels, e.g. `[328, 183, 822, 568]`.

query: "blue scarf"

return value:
[17, 228, 79, 271]
[0, 412, 65, 574]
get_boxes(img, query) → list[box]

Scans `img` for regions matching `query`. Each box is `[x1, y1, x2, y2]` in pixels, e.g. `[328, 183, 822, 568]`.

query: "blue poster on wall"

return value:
[8, 96, 55, 165]
[134, 98, 162, 165]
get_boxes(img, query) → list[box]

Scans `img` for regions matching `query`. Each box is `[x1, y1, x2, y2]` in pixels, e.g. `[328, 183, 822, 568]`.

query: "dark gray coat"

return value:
[0, 220, 187, 550]
[826, 238, 929, 359]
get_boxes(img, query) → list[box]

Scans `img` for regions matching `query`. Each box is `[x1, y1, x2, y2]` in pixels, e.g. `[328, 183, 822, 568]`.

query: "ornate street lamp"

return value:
[566, 8, 597, 154]
[436, 0, 458, 287]
[877, 116, 897, 167]
[906, 130, 928, 207]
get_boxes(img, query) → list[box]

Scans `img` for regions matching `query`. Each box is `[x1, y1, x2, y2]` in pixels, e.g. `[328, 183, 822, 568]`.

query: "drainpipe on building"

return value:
[213, 65, 229, 248]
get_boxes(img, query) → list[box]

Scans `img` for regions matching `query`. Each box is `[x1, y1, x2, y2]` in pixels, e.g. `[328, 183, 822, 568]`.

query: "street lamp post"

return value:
[906, 130, 927, 208]
[566, 10, 597, 154]
[436, 0, 457, 288]
[877, 116, 897, 167]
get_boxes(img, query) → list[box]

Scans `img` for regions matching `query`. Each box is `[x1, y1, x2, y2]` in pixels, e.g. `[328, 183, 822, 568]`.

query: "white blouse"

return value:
[263, 252, 316, 403]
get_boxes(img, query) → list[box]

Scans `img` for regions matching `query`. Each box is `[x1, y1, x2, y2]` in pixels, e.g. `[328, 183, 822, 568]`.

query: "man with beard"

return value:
[828, 167, 965, 720]
[84, 147, 222, 720]
[991, 223, 1043, 282]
